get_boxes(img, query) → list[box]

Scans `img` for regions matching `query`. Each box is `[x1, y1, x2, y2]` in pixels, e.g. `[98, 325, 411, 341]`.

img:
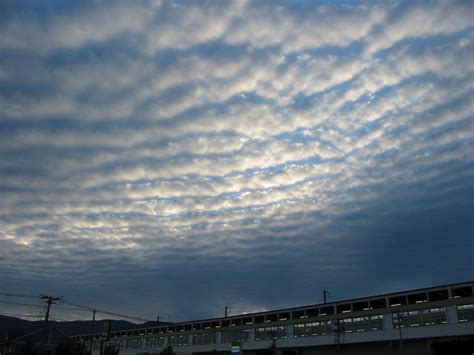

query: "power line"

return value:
[1, 291, 154, 323]
[0, 300, 44, 309]
[0, 300, 89, 313]
[60, 300, 94, 311]
[0, 292, 39, 299]
[55, 306, 90, 312]
[63, 300, 153, 322]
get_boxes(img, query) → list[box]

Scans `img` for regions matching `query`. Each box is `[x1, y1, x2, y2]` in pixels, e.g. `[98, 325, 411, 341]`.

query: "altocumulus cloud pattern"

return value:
[0, 0, 473, 320]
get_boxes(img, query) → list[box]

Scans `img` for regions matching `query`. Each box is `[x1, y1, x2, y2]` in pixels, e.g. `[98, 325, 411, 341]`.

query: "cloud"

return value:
[366, 0, 473, 56]
[0, 0, 473, 320]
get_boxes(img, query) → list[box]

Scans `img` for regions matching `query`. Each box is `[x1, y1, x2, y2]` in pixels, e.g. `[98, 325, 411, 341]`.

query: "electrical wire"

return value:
[0, 300, 44, 308]
[0, 300, 96, 314]
[63, 300, 153, 322]
[55, 306, 91, 312]
[0, 292, 152, 322]
[0, 292, 39, 299]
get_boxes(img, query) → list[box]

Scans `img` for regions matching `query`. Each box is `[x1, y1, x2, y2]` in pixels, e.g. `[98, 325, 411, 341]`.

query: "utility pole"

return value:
[225, 305, 231, 318]
[395, 311, 405, 355]
[39, 294, 61, 355]
[271, 331, 277, 355]
[323, 290, 329, 304]
[40, 295, 61, 327]
[333, 319, 342, 355]
[89, 310, 96, 355]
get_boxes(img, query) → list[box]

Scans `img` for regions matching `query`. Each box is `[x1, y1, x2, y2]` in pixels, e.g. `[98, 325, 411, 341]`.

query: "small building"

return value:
[0, 325, 83, 355]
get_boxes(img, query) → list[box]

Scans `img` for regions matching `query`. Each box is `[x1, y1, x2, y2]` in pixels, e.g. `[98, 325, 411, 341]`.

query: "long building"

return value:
[72, 281, 474, 355]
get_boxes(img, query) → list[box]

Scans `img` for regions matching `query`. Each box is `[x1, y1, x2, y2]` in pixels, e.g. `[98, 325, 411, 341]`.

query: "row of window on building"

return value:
[293, 314, 383, 337]
[91, 305, 474, 350]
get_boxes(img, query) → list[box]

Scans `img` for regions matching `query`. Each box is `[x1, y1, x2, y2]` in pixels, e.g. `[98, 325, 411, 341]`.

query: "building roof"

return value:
[0, 325, 73, 346]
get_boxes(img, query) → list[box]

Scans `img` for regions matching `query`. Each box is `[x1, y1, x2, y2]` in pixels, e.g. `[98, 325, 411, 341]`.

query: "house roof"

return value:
[0, 325, 73, 346]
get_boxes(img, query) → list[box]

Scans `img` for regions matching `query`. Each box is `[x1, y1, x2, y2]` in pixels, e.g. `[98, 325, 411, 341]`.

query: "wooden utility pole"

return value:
[89, 310, 97, 355]
[40, 294, 61, 327]
[39, 294, 61, 355]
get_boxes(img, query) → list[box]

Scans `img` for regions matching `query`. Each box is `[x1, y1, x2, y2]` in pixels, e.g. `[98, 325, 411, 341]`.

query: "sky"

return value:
[0, 0, 473, 323]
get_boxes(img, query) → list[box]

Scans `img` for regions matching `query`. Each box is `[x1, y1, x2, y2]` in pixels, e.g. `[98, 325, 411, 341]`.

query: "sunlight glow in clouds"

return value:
[0, 0, 473, 320]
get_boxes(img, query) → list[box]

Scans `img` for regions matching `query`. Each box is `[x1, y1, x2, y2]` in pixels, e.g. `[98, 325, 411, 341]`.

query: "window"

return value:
[393, 308, 446, 328]
[192, 332, 216, 345]
[351, 317, 369, 332]
[255, 327, 266, 340]
[458, 304, 474, 322]
[168, 336, 176, 346]
[393, 311, 409, 328]
[341, 318, 353, 332]
[452, 286, 473, 298]
[293, 321, 331, 337]
[422, 307, 447, 325]
[151, 337, 165, 347]
[320, 306, 334, 315]
[177, 334, 187, 346]
[370, 298, 386, 309]
[292, 310, 305, 319]
[306, 308, 319, 317]
[255, 326, 286, 340]
[144, 337, 163, 348]
[93, 340, 100, 350]
[408, 293, 428, 304]
[428, 290, 449, 301]
[331, 316, 383, 333]
[192, 333, 201, 345]
[293, 323, 305, 337]
[369, 315, 383, 330]
[306, 322, 324, 336]
[393, 310, 421, 327]
[407, 310, 421, 327]
[279, 312, 290, 320]
[242, 328, 251, 341]
[389, 296, 407, 307]
[337, 304, 351, 314]
[130, 338, 143, 348]
[145, 337, 153, 348]
[353, 301, 369, 312]
[222, 329, 251, 343]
